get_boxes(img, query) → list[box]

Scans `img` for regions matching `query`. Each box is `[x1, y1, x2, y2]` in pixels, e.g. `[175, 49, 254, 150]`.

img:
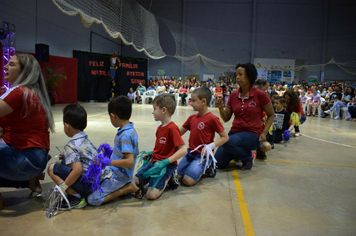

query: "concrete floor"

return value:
[0, 102, 355, 236]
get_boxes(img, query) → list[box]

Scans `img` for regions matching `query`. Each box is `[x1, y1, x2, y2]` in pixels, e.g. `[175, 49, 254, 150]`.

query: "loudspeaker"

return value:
[35, 44, 49, 62]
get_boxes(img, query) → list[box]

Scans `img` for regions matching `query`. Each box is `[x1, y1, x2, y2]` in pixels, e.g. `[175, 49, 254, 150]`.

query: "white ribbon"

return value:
[190, 144, 217, 174]
[43, 185, 71, 218]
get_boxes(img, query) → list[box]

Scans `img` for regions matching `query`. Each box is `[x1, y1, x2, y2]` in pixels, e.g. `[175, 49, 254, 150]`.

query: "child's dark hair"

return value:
[275, 96, 287, 108]
[193, 87, 212, 105]
[63, 103, 87, 131]
[108, 95, 132, 120]
[153, 93, 176, 115]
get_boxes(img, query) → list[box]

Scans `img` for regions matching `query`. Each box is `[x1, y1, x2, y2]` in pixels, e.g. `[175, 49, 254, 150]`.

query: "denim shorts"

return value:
[87, 175, 126, 206]
[177, 150, 211, 181]
[53, 163, 93, 197]
[0, 142, 49, 181]
[135, 162, 175, 190]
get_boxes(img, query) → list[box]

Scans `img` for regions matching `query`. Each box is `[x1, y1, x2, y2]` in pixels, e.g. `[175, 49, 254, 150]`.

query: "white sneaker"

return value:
[324, 110, 331, 114]
[334, 116, 340, 120]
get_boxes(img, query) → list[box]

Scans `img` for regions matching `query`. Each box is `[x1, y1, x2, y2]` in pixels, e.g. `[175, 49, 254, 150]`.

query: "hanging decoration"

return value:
[110, 52, 120, 99]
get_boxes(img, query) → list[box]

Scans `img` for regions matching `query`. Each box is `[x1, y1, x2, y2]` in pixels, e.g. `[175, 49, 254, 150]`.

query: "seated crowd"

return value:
[128, 76, 356, 122]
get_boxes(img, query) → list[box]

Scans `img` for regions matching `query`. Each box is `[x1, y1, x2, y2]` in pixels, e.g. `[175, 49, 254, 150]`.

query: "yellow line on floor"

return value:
[302, 134, 356, 149]
[232, 168, 255, 236]
[261, 159, 356, 168]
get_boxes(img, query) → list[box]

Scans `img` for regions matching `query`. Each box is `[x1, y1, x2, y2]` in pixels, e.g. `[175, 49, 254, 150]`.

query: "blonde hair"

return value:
[12, 53, 55, 133]
[153, 93, 176, 115]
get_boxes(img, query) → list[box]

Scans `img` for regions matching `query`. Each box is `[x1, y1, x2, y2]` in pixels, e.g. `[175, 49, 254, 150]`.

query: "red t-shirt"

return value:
[261, 111, 267, 132]
[0, 86, 50, 151]
[227, 86, 271, 136]
[180, 87, 187, 93]
[286, 102, 305, 116]
[183, 112, 225, 154]
[151, 122, 185, 166]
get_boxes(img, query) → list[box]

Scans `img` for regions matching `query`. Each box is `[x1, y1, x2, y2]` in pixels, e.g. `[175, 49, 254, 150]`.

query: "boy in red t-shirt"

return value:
[178, 87, 229, 186]
[134, 94, 187, 200]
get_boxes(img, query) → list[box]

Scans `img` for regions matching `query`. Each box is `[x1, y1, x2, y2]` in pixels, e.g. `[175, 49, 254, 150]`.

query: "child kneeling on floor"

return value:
[47, 103, 98, 210]
[268, 97, 294, 144]
[87, 96, 139, 206]
[134, 94, 187, 200]
[178, 87, 228, 186]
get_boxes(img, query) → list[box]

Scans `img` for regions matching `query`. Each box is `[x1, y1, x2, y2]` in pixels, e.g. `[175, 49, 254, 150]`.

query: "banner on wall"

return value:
[267, 70, 282, 84]
[309, 75, 318, 83]
[282, 71, 292, 83]
[73, 50, 147, 101]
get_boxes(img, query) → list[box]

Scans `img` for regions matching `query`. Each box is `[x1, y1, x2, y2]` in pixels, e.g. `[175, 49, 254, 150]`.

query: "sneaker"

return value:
[256, 148, 267, 160]
[295, 132, 301, 137]
[241, 153, 254, 170]
[203, 165, 216, 178]
[166, 169, 179, 190]
[324, 110, 331, 114]
[60, 195, 87, 210]
[334, 116, 340, 120]
[251, 151, 256, 163]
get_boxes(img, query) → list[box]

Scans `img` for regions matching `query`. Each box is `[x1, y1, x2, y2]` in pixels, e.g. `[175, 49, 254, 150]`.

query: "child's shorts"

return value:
[53, 163, 93, 197]
[87, 175, 126, 206]
[135, 162, 175, 190]
[177, 150, 212, 181]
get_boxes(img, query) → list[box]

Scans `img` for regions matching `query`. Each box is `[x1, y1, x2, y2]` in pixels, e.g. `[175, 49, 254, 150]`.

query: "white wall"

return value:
[254, 58, 295, 84]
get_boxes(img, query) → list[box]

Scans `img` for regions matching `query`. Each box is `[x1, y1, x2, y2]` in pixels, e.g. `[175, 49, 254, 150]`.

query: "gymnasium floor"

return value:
[0, 102, 355, 236]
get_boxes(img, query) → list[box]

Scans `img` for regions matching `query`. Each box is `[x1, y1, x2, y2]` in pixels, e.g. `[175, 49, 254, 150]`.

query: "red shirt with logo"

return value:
[151, 121, 185, 166]
[0, 86, 50, 151]
[226, 86, 271, 136]
[183, 112, 225, 154]
[286, 102, 306, 116]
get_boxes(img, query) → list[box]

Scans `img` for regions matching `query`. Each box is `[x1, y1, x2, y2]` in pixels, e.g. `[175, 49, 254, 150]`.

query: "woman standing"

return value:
[215, 63, 274, 170]
[0, 53, 54, 208]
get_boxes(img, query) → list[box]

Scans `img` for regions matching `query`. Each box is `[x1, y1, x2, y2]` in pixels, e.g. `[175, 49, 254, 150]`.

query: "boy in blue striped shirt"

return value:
[88, 96, 140, 206]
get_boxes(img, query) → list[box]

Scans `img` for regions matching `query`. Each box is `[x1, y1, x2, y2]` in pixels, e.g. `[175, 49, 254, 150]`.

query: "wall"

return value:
[0, 0, 121, 57]
[1, 0, 355, 83]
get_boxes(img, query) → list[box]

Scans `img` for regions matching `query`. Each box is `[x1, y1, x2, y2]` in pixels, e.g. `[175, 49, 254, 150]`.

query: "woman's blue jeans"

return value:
[215, 132, 259, 169]
[294, 115, 306, 133]
[0, 142, 48, 181]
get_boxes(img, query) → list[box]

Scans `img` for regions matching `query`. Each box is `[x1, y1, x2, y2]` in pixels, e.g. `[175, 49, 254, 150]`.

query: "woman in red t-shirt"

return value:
[0, 53, 54, 208]
[214, 63, 274, 170]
